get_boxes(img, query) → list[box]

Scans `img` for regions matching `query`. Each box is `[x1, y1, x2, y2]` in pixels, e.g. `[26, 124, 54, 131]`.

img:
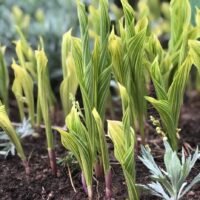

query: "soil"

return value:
[1, 91, 200, 200]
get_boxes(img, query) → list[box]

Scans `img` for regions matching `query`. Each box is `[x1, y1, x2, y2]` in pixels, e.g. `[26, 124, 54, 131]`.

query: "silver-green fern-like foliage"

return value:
[0, 118, 34, 158]
[139, 140, 200, 200]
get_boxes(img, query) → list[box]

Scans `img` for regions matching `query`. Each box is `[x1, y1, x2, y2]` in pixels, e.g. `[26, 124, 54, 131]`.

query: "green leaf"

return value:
[108, 120, 138, 199]
[145, 97, 177, 150]
[150, 57, 168, 100]
[56, 105, 93, 192]
[167, 57, 192, 128]
[92, 108, 110, 173]
[12, 62, 35, 125]
[0, 104, 26, 161]
[36, 50, 53, 149]
[0, 46, 9, 110]
[60, 31, 78, 116]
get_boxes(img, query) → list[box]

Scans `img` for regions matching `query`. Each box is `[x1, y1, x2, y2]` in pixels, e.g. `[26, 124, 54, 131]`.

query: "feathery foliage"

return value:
[139, 140, 200, 200]
[0, 103, 29, 174]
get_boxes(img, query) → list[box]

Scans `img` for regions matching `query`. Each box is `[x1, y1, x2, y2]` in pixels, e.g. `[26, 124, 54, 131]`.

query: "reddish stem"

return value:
[81, 172, 88, 194]
[22, 160, 30, 175]
[48, 149, 57, 176]
[95, 161, 104, 178]
[105, 169, 112, 200]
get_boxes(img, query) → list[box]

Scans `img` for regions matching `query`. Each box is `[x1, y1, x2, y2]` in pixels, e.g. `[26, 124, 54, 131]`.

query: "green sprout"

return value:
[56, 104, 94, 199]
[108, 83, 139, 200]
[36, 50, 57, 175]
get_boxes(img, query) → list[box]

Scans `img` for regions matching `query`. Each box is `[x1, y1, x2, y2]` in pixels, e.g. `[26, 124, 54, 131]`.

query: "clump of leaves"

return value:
[56, 103, 94, 199]
[109, 0, 148, 143]
[108, 83, 139, 200]
[139, 140, 200, 200]
[0, 103, 29, 174]
[68, 0, 112, 198]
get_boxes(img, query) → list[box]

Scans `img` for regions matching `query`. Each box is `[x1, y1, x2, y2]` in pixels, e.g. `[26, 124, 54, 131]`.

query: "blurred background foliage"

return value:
[0, 0, 199, 86]
[0, 0, 78, 81]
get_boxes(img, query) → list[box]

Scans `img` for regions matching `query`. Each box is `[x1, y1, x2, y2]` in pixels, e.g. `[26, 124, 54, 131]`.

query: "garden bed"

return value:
[1, 92, 200, 200]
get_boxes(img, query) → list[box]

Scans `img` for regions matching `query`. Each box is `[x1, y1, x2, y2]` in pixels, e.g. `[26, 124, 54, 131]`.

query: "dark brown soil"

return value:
[1, 91, 200, 200]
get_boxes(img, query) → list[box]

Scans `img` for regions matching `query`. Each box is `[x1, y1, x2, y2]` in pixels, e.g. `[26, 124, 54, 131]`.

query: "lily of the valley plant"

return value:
[145, 0, 200, 150]
[36, 50, 57, 175]
[57, 0, 112, 198]
[108, 83, 139, 200]
[109, 0, 148, 143]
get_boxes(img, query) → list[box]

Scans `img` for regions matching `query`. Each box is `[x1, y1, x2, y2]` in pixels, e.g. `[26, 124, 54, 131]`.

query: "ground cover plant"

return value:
[1, 0, 200, 200]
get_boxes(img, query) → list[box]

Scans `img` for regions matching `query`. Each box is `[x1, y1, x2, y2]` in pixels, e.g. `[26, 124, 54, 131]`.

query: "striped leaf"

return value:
[0, 46, 9, 110]
[12, 62, 35, 125]
[108, 120, 138, 200]
[60, 31, 78, 116]
[36, 50, 54, 149]
[0, 104, 26, 161]
[56, 105, 93, 198]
